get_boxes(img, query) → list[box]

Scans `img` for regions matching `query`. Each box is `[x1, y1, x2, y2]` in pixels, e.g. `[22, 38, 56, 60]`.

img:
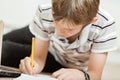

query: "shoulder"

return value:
[93, 8, 115, 28]
[38, 4, 53, 22]
[88, 8, 116, 40]
[40, 3, 52, 14]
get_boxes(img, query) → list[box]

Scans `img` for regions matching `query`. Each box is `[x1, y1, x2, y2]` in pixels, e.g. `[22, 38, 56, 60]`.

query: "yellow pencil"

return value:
[30, 37, 35, 68]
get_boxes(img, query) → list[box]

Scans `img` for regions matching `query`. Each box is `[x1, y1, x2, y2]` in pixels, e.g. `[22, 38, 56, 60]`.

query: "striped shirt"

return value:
[29, 4, 117, 70]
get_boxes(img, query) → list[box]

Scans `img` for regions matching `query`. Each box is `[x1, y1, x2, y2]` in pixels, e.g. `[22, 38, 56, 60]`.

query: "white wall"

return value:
[0, 0, 51, 31]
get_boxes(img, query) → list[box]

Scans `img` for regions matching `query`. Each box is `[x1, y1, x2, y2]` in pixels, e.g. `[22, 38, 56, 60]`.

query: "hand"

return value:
[19, 57, 41, 75]
[52, 68, 85, 80]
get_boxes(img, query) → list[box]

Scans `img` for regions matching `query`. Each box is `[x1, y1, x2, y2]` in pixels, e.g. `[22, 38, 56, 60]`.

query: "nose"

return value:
[57, 29, 67, 37]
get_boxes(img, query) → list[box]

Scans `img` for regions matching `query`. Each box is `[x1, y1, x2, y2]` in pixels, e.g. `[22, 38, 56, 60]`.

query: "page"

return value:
[13, 73, 58, 80]
[0, 65, 21, 77]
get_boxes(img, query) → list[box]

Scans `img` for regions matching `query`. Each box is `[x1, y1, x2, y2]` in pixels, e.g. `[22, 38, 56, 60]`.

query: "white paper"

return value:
[13, 73, 58, 80]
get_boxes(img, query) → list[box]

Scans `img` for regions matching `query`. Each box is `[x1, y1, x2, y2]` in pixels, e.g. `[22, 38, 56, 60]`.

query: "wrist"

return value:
[81, 70, 90, 80]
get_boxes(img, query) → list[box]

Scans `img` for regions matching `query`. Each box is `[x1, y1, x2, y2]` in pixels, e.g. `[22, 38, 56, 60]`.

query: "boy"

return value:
[5, 0, 117, 80]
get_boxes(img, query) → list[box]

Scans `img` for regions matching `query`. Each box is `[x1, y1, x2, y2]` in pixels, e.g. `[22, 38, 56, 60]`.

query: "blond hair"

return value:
[52, 0, 99, 25]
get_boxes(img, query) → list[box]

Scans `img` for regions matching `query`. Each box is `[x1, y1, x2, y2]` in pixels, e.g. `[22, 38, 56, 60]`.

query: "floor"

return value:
[102, 51, 120, 80]
[102, 63, 120, 80]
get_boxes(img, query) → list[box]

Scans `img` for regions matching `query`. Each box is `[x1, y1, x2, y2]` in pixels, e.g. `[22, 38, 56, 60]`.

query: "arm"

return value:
[34, 37, 50, 73]
[52, 52, 108, 80]
[19, 37, 50, 75]
[87, 52, 108, 80]
[19, 5, 54, 74]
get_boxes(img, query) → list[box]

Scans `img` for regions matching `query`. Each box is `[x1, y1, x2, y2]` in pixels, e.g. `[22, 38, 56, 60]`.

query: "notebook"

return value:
[0, 20, 21, 77]
[0, 20, 3, 64]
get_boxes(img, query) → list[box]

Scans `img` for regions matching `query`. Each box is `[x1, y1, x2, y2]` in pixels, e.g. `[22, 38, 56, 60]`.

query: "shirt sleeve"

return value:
[29, 4, 54, 41]
[91, 19, 117, 53]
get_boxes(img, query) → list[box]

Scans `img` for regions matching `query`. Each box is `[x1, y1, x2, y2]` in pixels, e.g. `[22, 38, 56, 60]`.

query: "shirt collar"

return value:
[78, 24, 91, 45]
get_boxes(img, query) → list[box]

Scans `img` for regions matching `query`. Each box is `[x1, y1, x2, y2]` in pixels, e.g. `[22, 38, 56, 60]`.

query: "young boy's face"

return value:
[54, 20, 83, 38]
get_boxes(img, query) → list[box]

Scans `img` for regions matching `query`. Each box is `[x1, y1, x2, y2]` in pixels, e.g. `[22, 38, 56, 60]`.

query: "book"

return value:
[0, 65, 21, 78]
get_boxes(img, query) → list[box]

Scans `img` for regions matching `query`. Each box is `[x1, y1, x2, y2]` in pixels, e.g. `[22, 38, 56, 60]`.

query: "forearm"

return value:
[80, 70, 101, 80]
[34, 38, 50, 71]
[86, 52, 108, 80]
[87, 71, 101, 80]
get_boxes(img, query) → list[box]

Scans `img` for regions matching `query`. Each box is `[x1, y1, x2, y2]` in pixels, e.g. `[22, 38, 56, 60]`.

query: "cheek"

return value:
[67, 29, 81, 37]
[55, 29, 69, 37]
[57, 29, 68, 36]
[69, 29, 80, 34]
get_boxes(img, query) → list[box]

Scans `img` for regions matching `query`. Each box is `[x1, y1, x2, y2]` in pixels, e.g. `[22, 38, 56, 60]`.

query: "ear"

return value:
[91, 16, 98, 23]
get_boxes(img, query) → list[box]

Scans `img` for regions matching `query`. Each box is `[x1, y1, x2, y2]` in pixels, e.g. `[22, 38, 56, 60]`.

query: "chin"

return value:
[58, 33, 73, 38]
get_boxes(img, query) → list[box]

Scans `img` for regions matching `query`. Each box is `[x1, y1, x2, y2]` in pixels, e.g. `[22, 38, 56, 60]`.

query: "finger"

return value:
[52, 68, 65, 78]
[24, 57, 33, 75]
[57, 72, 68, 80]
[19, 59, 27, 74]
[32, 62, 39, 74]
